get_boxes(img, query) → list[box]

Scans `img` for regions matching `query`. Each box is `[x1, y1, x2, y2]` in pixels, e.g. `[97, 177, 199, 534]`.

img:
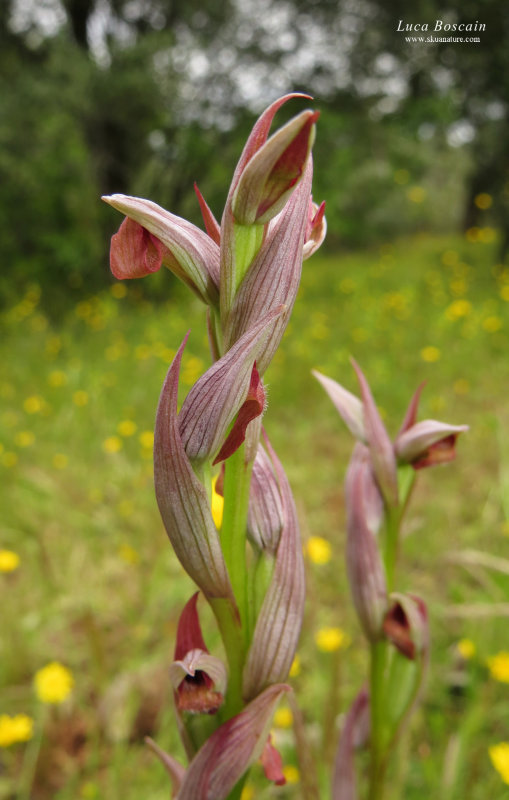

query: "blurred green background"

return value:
[1, 0, 509, 798]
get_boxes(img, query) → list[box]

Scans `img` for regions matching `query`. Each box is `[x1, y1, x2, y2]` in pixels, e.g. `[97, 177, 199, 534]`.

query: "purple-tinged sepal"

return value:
[395, 419, 468, 470]
[102, 194, 220, 306]
[176, 684, 290, 799]
[303, 199, 327, 259]
[194, 183, 221, 245]
[231, 110, 319, 225]
[247, 443, 285, 554]
[154, 336, 235, 603]
[178, 307, 281, 469]
[243, 433, 305, 700]
[345, 444, 387, 642]
[224, 161, 313, 374]
[332, 688, 370, 800]
[170, 594, 227, 715]
[145, 737, 186, 797]
[352, 360, 399, 508]
[312, 369, 365, 442]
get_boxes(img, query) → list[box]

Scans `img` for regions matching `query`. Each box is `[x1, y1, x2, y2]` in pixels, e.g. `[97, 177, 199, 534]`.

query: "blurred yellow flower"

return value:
[315, 627, 350, 653]
[139, 431, 154, 449]
[117, 420, 137, 437]
[273, 708, 293, 728]
[283, 765, 300, 784]
[394, 168, 409, 185]
[110, 283, 127, 298]
[15, 431, 35, 447]
[482, 316, 503, 333]
[489, 742, 509, 784]
[306, 536, 332, 565]
[457, 639, 476, 660]
[211, 476, 224, 529]
[0, 550, 20, 572]
[24, 395, 43, 414]
[240, 786, 255, 800]
[52, 453, 69, 469]
[102, 436, 123, 454]
[48, 370, 67, 387]
[118, 543, 140, 564]
[407, 186, 426, 204]
[474, 193, 492, 210]
[73, 390, 89, 407]
[2, 452, 18, 468]
[289, 655, 301, 677]
[0, 714, 34, 747]
[453, 379, 470, 395]
[445, 299, 472, 321]
[420, 346, 441, 363]
[487, 652, 509, 683]
[34, 662, 74, 704]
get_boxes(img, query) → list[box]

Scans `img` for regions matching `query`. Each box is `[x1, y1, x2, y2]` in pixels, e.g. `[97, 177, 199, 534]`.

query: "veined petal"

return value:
[345, 444, 387, 642]
[212, 364, 265, 465]
[154, 336, 235, 602]
[312, 370, 365, 442]
[243, 433, 305, 700]
[194, 183, 221, 245]
[352, 360, 399, 508]
[179, 307, 282, 467]
[395, 419, 469, 469]
[223, 161, 312, 375]
[227, 93, 312, 200]
[231, 110, 319, 225]
[303, 199, 327, 259]
[247, 443, 285, 554]
[332, 688, 370, 800]
[176, 684, 290, 800]
[145, 737, 186, 795]
[103, 194, 220, 306]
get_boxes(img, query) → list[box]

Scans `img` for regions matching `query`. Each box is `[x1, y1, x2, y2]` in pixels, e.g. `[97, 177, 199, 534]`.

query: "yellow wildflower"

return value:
[407, 186, 426, 203]
[482, 316, 503, 333]
[52, 453, 68, 469]
[118, 543, 140, 564]
[420, 346, 441, 363]
[445, 299, 472, 321]
[315, 627, 350, 653]
[474, 193, 492, 210]
[240, 787, 255, 800]
[211, 476, 224, 529]
[283, 765, 300, 784]
[139, 431, 154, 449]
[289, 655, 301, 677]
[2, 452, 18, 467]
[15, 431, 35, 447]
[34, 662, 74, 704]
[73, 390, 89, 407]
[453, 379, 470, 395]
[110, 282, 127, 298]
[306, 536, 332, 565]
[487, 652, 509, 683]
[102, 436, 122, 454]
[117, 420, 137, 437]
[500, 285, 509, 302]
[489, 742, 509, 784]
[457, 639, 475, 660]
[273, 708, 293, 728]
[24, 395, 43, 414]
[0, 550, 20, 572]
[48, 370, 67, 387]
[0, 714, 34, 747]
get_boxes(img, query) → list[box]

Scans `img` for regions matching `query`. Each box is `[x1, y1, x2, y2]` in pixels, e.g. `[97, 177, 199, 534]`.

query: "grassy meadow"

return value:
[1, 231, 509, 799]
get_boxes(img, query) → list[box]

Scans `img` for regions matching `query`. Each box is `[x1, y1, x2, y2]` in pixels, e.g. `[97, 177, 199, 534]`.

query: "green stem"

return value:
[18, 707, 46, 800]
[221, 444, 253, 636]
[369, 640, 387, 800]
[383, 506, 400, 594]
